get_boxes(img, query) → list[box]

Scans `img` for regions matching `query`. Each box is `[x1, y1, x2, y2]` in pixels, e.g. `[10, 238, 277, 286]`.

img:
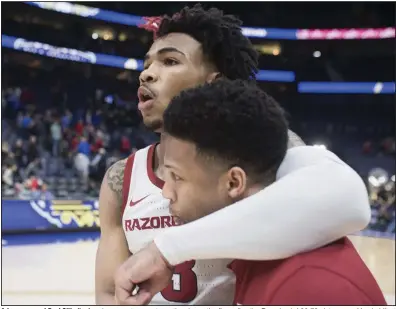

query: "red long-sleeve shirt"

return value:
[230, 237, 387, 305]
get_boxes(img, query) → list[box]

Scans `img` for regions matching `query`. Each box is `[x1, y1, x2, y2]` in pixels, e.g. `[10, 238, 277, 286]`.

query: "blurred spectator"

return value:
[2, 141, 12, 164]
[86, 109, 92, 125]
[25, 175, 42, 191]
[50, 118, 62, 157]
[97, 128, 110, 148]
[13, 139, 25, 172]
[40, 184, 55, 200]
[24, 135, 40, 177]
[4, 87, 21, 118]
[75, 119, 84, 136]
[120, 135, 131, 155]
[106, 150, 120, 169]
[368, 179, 395, 233]
[95, 89, 103, 103]
[89, 148, 107, 190]
[91, 148, 106, 170]
[61, 109, 73, 130]
[34, 113, 46, 141]
[18, 112, 34, 138]
[15, 175, 45, 200]
[75, 136, 91, 190]
[77, 135, 91, 157]
[26, 136, 38, 160]
[43, 110, 53, 145]
[92, 109, 103, 127]
[20, 87, 35, 107]
[86, 124, 96, 144]
[70, 133, 80, 151]
[2, 163, 16, 187]
[2, 142, 18, 188]
[91, 133, 104, 153]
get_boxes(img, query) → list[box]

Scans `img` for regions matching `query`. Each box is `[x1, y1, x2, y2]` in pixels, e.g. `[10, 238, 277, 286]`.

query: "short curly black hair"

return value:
[142, 4, 258, 81]
[163, 79, 289, 182]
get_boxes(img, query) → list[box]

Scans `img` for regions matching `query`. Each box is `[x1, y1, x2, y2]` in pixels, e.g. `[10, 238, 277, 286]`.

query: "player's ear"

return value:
[226, 166, 247, 199]
[206, 71, 221, 83]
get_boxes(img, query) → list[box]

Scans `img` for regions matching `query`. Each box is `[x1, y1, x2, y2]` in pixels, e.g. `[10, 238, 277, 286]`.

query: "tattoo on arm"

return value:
[287, 130, 305, 148]
[106, 160, 126, 204]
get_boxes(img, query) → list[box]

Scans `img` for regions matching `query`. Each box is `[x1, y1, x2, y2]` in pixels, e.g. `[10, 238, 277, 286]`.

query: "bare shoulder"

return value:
[98, 159, 129, 228]
[287, 130, 305, 148]
[98, 159, 128, 225]
[105, 159, 127, 194]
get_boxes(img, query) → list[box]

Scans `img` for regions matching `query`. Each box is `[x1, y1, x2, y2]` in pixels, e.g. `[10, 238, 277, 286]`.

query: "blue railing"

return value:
[298, 82, 395, 94]
[24, 2, 395, 40]
[2, 35, 295, 82]
[2, 35, 395, 93]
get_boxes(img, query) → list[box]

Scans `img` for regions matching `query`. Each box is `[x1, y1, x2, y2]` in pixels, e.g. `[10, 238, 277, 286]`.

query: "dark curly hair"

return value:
[163, 79, 289, 182]
[140, 4, 259, 81]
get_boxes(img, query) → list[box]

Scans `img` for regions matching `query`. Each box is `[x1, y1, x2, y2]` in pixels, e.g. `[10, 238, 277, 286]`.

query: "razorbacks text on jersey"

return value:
[121, 144, 236, 305]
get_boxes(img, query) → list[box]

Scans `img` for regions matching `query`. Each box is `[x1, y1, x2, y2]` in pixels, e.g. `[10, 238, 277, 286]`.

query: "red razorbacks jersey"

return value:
[230, 237, 387, 305]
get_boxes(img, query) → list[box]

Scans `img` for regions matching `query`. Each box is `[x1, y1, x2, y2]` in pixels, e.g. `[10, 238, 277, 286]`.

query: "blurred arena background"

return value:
[1, 1, 395, 305]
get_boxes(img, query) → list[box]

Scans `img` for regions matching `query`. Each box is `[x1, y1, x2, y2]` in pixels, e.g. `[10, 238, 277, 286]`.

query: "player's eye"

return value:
[163, 58, 179, 66]
[171, 172, 182, 182]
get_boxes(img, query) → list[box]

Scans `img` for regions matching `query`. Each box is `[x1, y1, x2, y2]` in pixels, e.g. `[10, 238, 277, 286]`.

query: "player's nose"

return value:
[162, 181, 175, 203]
[139, 68, 159, 84]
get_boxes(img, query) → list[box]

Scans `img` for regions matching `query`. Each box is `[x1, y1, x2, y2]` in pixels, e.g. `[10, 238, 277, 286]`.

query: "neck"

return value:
[239, 172, 277, 201]
[245, 183, 266, 197]
[153, 134, 166, 175]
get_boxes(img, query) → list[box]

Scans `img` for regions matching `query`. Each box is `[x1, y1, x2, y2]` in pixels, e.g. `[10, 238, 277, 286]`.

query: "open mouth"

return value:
[138, 86, 155, 103]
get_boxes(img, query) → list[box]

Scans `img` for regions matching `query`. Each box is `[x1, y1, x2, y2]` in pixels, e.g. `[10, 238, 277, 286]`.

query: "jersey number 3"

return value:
[161, 260, 198, 303]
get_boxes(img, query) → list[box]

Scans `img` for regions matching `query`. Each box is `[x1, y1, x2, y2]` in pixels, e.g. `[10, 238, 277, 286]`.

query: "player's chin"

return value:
[173, 216, 185, 226]
[143, 116, 163, 132]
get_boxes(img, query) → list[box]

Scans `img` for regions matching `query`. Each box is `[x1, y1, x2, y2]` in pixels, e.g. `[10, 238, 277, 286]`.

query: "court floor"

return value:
[1, 235, 395, 305]
[349, 235, 395, 304]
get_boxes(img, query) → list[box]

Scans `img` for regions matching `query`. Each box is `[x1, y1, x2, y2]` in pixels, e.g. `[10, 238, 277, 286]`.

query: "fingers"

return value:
[128, 289, 153, 305]
[114, 268, 135, 304]
[136, 289, 153, 305]
[115, 287, 153, 305]
[113, 244, 171, 305]
[114, 283, 134, 305]
[114, 265, 153, 305]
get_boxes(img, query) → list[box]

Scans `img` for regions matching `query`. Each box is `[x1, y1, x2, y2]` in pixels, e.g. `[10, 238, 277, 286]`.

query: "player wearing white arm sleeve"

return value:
[119, 80, 383, 306]
[154, 145, 370, 265]
[109, 5, 370, 306]
[114, 92, 370, 306]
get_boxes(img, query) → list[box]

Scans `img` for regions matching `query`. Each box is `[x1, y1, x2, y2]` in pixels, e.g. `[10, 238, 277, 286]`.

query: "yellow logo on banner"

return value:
[50, 200, 100, 228]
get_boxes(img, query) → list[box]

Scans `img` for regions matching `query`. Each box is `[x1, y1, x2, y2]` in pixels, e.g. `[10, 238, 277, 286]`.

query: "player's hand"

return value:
[114, 241, 174, 305]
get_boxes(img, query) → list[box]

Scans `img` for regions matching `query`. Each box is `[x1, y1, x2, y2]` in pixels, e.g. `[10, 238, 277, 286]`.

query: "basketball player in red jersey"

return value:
[97, 5, 371, 305]
[118, 79, 386, 305]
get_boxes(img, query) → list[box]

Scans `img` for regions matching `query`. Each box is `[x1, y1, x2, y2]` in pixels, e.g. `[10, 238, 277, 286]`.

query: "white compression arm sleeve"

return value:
[154, 146, 371, 266]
